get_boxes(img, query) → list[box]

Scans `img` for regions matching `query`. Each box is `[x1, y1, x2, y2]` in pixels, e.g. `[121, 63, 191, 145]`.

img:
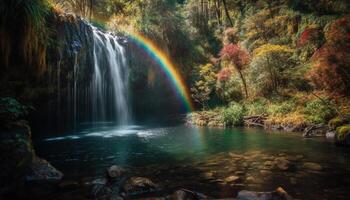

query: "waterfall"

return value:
[64, 25, 131, 128]
[89, 26, 130, 125]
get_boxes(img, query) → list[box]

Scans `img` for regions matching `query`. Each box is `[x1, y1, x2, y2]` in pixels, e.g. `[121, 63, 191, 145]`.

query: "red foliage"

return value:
[309, 43, 350, 95]
[219, 44, 250, 70]
[217, 67, 232, 82]
[325, 16, 350, 43]
[297, 28, 323, 47]
[307, 16, 350, 96]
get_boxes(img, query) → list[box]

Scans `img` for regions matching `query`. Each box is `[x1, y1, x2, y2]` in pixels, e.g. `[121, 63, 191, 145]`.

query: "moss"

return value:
[329, 116, 350, 129]
[336, 125, 350, 142]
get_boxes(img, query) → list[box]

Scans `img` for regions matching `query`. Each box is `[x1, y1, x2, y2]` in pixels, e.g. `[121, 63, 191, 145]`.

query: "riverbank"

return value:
[187, 94, 350, 145]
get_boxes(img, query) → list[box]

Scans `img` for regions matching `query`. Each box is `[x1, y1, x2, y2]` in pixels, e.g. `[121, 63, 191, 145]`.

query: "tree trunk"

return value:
[215, 0, 222, 25]
[238, 70, 248, 98]
[222, 0, 234, 27]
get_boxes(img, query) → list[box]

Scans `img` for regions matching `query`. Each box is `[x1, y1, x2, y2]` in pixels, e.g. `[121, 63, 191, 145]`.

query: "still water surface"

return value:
[34, 123, 350, 199]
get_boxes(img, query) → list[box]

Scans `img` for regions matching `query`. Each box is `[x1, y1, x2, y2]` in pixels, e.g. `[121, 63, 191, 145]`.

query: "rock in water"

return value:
[237, 187, 293, 200]
[26, 157, 63, 182]
[123, 177, 159, 195]
[108, 165, 125, 179]
[274, 157, 290, 171]
[225, 175, 240, 183]
[302, 162, 322, 171]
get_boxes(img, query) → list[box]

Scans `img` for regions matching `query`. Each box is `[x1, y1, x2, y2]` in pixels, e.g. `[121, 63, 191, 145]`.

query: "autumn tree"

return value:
[249, 44, 294, 96]
[219, 43, 250, 98]
[308, 16, 350, 96]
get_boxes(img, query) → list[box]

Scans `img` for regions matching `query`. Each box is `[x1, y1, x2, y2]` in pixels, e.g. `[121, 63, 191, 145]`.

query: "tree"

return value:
[249, 44, 294, 96]
[222, 0, 233, 27]
[219, 43, 250, 98]
[191, 63, 218, 109]
[308, 17, 350, 96]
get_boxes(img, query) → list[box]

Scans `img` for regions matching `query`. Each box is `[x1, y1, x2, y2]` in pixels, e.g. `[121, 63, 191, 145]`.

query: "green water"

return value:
[35, 124, 350, 199]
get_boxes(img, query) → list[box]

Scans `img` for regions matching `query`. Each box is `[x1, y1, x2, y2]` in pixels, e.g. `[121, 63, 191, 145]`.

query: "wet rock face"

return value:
[0, 120, 63, 199]
[25, 157, 63, 182]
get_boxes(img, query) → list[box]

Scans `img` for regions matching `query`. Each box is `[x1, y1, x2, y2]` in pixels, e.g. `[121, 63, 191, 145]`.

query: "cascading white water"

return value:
[90, 26, 130, 125]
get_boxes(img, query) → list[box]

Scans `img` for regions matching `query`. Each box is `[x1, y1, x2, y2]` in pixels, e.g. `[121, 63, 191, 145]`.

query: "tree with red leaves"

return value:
[308, 16, 350, 96]
[297, 27, 323, 47]
[220, 44, 250, 98]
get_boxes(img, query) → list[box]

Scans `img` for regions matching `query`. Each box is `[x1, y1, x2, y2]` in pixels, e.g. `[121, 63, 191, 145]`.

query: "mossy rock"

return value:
[328, 115, 350, 129]
[335, 125, 350, 146]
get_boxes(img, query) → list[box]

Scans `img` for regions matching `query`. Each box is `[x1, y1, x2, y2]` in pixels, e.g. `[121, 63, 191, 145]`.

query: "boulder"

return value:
[326, 131, 336, 139]
[335, 125, 350, 146]
[26, 157, 63, 182]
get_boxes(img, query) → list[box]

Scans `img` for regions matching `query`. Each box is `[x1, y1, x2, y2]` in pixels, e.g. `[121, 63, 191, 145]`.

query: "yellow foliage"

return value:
[253, 44, 294, 58]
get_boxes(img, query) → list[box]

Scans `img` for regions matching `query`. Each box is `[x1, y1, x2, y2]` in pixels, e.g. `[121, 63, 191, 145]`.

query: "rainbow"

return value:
[126, 32, 194, 112]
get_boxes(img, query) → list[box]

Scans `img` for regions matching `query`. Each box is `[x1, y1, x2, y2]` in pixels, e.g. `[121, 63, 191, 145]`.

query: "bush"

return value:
[267, 101, 296, 117]
[222, 103, 245, 126]
[304, 98, 337, 124]
[0, 97, 33, 127]
[245, 99, 268, 116]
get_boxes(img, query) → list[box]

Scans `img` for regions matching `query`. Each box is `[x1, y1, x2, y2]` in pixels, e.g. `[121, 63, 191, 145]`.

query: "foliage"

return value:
[220, 43, 250, 98]
[308, 16, 350, 96]
[329, 115, 350, 129]
[297, 27, 324, 47]
[222, 103, 245, 126]
[220, 44, 250, 70]
[191, 63, 218, 109]
[0, 98, 33, 127]
[217, 67, 232, 82]
[216, 71, 243, 103]
[0, 0, 50, 73]
[244, 99, 268, 116]
[336, 125, 350, 142]
[304, 98, 337, 124]
[267, 100, 296, 117]
[249, 44, 294, 96]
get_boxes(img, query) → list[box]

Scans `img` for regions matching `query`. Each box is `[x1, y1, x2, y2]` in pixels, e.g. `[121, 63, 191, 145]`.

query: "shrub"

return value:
[245, 99, 268, 116]
[222, 103, 245, 126]
[304, 98, 337, 124]
[267, 101, 296, 117]
[0, 97, 33, 127]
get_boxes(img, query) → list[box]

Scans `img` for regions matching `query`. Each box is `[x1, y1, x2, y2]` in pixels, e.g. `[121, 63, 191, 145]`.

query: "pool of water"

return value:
[34, 123, 350, 199]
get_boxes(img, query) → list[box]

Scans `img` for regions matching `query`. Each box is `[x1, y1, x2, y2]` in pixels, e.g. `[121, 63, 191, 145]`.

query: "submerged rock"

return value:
[274, 157, 290, 171]
[123, 177, 159, 196]
[302, 162, 322, 171]
[107, 165, 125, 180]
[225, 175, 240, 183]
[237, 187, 293, 200]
